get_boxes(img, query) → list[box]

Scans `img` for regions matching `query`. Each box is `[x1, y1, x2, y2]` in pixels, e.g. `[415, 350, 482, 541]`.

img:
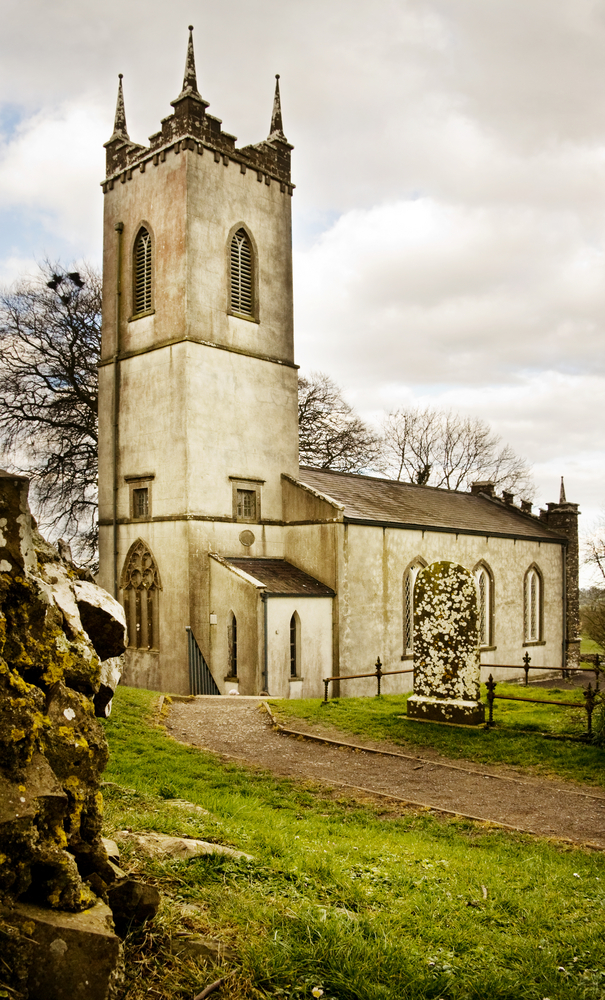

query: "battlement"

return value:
[103, 27, 293, 192]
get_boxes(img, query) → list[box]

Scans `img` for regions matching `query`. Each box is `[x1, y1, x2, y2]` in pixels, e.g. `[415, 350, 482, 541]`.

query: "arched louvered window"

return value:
[230, 228, 254, 317]
[474, 562, 494, 647]
[402, 558, 427, 655]
[120, 539, 161, 650]
[133, 227, 152, 315]
[524, 566, 542, 642]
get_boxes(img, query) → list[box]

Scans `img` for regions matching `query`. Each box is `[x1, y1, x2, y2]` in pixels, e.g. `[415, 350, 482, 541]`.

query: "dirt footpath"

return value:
[165, 697, 605, 849]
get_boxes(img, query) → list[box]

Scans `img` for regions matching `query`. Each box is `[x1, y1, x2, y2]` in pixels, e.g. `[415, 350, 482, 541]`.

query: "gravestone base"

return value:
[407, 694, 485, 726]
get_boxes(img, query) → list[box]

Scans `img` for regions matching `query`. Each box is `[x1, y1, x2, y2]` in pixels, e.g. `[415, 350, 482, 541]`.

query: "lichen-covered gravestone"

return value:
[406, 561, 485, 725]
[0, 470, 131, 999]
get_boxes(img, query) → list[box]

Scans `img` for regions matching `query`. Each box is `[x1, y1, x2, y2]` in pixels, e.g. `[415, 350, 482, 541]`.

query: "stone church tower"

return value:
[98, 28, 300, 692]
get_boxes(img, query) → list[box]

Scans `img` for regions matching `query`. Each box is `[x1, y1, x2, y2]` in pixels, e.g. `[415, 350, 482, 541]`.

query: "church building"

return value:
[97, 29, 580, 697]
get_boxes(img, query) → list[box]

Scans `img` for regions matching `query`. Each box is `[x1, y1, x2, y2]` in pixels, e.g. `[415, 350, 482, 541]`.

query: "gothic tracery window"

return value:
[402, 558, 427, 655]
[229, 228, 254, 317]
[474, 562, 494, 647]
[524, 565, 542, 642]
[133, 226, 152, 315]
[121, 539, 161, 650]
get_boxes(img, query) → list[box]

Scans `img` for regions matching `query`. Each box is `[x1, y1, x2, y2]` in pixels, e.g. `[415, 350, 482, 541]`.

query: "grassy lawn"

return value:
[582, 635, 604, 655]
[269, 682, 605, 790]
[102, 687, 605, 1000]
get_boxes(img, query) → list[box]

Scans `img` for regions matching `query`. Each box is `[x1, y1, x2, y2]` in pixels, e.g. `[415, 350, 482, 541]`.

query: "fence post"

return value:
[523, 652, 531, 687]
[595, 653, 601, 693]
[486, 673, 497, 727]
[375, 657, 383, 696]
[323, 678, 330, 704]
[584, 683, 596, 736]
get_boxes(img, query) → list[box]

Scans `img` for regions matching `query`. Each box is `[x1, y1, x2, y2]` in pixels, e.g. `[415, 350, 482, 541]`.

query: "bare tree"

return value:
[581, 598, 605, 652]
[381, 406, 535, 497]
[298, 372, 381, 473]
[0, 262, 101, 564]
[586, 518, 605, 584]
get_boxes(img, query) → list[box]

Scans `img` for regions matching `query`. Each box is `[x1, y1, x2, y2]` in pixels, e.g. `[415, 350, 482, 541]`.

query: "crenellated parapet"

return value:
[102, 27, 294, 194]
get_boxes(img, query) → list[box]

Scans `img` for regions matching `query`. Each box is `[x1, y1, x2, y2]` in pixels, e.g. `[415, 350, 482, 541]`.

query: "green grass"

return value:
[582, 635, 604, 654]
[269, 682, 605, 790]
[102, 687, 605, 1000]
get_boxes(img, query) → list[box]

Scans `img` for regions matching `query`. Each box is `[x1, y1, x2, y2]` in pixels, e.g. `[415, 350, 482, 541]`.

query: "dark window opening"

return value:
[290, 613, 299, 678]
[228, 615, 238, 677]
[237, 488, 256, 520]
[133, 487, 149, 518]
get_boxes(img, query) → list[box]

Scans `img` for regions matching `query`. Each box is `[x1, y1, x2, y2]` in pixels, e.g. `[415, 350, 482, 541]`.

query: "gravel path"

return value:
[165, 697, 605, 849]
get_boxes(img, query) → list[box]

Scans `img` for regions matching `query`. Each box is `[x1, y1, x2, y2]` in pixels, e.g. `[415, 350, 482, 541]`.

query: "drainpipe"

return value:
[112, 221, 124, 598]
[261, 591, 269, 694]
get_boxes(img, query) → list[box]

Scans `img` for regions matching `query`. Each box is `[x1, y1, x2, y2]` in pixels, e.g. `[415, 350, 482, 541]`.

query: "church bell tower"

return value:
[97, 28, 299, 693]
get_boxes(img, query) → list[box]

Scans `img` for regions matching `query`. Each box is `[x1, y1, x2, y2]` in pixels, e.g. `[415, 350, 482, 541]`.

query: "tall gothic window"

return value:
[230, 228, 254, 317]
[228, 613, 238, 677]
[474, 562, 494, 647]
[402, 558, 427, 655]
[121, 539, 161, 650]
[133, 227, 152, 315]
[290, 612, 300, 678]
[524, 566, 542, 642]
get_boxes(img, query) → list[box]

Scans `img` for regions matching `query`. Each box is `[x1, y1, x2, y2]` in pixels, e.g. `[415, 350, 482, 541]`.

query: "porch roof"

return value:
[226, 558, 335, 597]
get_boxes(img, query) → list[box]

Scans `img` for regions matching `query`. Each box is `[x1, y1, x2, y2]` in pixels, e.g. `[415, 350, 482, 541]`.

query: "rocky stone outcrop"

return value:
[0, 470, 128, 997]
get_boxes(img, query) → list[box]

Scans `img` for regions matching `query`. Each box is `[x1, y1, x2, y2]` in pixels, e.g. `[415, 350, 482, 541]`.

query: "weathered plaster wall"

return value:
[208, 556, 262, 695]
[265, 596, 332, 700]
[335, 524, 565, 696]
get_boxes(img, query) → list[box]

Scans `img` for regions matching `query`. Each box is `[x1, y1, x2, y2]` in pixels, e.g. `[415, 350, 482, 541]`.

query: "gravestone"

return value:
[406, 560, 485, 725]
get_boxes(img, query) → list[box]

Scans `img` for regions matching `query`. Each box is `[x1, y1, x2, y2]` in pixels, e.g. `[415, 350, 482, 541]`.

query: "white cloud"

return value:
[0, 101, 105, 258]
[294, 198, 605, 386]
[1, 0, 604, 548]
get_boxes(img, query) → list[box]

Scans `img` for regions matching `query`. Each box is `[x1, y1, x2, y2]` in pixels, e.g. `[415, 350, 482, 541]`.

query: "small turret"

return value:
[268, 74, 287, 141]
[104, 74, 134, 175]
[171, 25, 209, 110]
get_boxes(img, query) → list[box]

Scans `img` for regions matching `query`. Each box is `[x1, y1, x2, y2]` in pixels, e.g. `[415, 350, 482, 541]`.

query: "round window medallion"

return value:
[239, 530, 255, 547]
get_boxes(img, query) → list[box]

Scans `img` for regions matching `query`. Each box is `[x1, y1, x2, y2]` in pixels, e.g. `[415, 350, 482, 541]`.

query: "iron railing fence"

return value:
[186, 626, 221, 696]
[484, 652, 602, 689]
[485, 673, 598, 736]
[323, 658, 414, 702]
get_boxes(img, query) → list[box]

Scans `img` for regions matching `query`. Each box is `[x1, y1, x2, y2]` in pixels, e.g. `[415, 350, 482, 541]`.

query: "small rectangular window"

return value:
[237, 489, 256, 520]
[133, 487, 149, 518]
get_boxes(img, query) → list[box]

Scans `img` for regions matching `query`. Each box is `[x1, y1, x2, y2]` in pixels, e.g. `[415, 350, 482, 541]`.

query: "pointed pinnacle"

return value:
[559, 476, 566, 503]
[269, 73, 287, 140]
[182, 25, 199, 95]
[113, 73, 129, 138]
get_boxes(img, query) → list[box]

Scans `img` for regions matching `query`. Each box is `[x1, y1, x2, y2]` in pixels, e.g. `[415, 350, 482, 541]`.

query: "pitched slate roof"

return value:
[226, 558, 335, 596]
[298, 467, 563, 543]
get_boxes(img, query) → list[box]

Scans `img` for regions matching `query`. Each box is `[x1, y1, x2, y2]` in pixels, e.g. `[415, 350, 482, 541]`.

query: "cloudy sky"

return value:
[1, 0, 604, 576]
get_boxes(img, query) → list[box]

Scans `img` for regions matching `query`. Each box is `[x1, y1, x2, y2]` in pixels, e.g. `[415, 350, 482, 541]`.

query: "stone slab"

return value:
[0, 899, 122, 1000]
[114, 829, 252, 860]
[407, 694, 485, 725]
